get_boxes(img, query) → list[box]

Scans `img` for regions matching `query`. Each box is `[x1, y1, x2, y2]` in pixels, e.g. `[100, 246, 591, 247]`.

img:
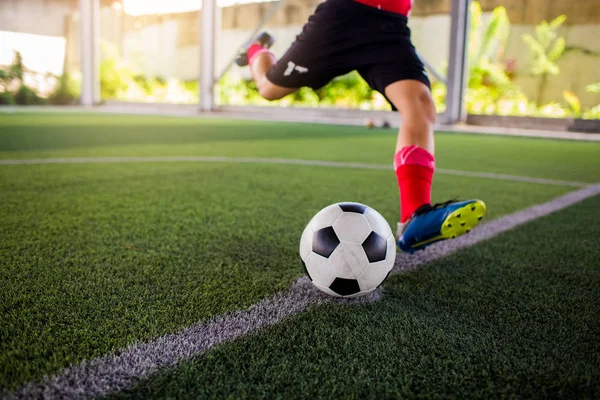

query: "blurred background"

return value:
[1, 0, 599, 118]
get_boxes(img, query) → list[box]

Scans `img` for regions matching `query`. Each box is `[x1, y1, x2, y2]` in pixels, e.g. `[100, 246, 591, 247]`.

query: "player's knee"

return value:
[258, 86, 282, 101]
[257, 82, 285, 101]
[401, 90, 436, 130]
[417, 90, 436, 125]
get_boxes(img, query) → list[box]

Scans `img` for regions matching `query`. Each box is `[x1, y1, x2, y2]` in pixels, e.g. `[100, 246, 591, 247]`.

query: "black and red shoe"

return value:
[235, 31, 275, 67]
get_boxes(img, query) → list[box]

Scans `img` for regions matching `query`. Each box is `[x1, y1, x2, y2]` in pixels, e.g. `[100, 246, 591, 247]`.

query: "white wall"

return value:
[122, 20, 181, 78]
[0, 0, 75, 37]
[0, 31, 67, 75]
[409, 14, 452, 74]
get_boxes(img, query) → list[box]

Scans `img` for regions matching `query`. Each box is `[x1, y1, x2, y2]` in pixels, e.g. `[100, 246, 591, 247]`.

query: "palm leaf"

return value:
[548, 37, 565, 62]
[550, 15, 567, 30]
[586, 83, 600, 93]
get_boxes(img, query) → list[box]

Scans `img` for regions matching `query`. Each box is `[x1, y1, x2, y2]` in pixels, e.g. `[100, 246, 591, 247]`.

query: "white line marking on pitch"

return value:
[5, 183, 600, 400]
[0, 156, 590, 188]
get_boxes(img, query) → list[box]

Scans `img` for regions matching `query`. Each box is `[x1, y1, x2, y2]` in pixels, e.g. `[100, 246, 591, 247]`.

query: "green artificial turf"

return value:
[0, 161, 570, 391]
[113, 195, 600, 399]
[0, 113, 596, 393]
[1, 112, 599, 183]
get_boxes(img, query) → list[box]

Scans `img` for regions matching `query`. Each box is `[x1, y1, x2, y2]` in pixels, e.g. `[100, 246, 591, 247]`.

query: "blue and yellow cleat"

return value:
[397, 199, 486, 253]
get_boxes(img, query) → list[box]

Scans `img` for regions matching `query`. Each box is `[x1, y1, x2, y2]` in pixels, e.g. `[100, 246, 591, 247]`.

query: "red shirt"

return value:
[354, 0, 413, 16]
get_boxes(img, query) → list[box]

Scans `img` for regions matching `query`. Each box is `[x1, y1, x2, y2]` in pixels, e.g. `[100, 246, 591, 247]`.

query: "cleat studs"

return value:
[478, 216, 483, 221]
[447, 223, 452, 228]
[461, 222, 466, 226]
[452, 235, 456, 238]
[456, 214, 461, 218]
[466, 229, 471, 233]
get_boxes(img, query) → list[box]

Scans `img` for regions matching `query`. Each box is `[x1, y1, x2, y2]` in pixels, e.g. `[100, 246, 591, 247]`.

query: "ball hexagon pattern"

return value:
[361, 231, 387, 263]
[328, 242, 371, 280]
[299, 202, 396, 298]
[312, 226, 340, 258]
[332, 212, 371, 244]
[329, 277, 361, 297]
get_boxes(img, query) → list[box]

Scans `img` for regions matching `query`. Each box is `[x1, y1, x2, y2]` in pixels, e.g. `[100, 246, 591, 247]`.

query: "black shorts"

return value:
[266, 0, 430, 108]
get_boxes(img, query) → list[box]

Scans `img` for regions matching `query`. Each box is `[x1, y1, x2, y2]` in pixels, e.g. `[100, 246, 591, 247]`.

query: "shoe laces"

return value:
[413, 198, 458, 216]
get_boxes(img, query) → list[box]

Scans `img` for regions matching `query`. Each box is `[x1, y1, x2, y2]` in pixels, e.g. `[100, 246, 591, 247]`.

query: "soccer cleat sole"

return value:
[405, 200, 487, 252]
[439, 200, 486, 239]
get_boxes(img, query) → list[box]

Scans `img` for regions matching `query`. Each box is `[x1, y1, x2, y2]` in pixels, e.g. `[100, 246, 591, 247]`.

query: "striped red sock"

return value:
[394, 145, 435, 223]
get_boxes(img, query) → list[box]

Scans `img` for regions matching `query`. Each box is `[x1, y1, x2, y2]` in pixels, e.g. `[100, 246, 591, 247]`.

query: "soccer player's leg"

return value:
[234, 1, 349, 102]
[385, 79, 486, 253]
[235, 32, 297, 101]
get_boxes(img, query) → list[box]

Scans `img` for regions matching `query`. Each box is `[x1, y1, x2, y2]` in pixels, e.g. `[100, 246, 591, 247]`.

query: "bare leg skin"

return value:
[250, 52, 297, 101]
[384, 80, 436, 155]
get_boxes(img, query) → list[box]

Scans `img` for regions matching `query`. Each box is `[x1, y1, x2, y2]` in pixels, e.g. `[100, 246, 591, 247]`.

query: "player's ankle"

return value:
[248, 44, 274, 66]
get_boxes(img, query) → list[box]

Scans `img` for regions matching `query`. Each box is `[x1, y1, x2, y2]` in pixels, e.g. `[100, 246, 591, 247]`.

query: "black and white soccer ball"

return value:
[300, 202, 396, 298]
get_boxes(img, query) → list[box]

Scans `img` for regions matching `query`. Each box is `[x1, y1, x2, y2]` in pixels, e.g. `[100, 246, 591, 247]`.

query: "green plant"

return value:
[430, 80, 447, 113]
[533, 82, 600, 119]
[1, 50, 82, 106]
[0, 90, 15, 105]
[0, 51, 23, 99]
[469, 2, 510, 65]
[562, 91, 581, 118]
[8, 51, 25, 83]
[586, 83, 600, 94]
[583, 105, 600, 119]
[430, 3, 595, 118]
[217, 71, 384, 110]
[0, 51, 46, 105]
[582, 83, 600, 119]
[522, 15, 567, 106]
[14, 85, 45, 105]
[99, 41, 198, 103]
[100, 40, 137, 100]
[0, 68, 16, 92]
[466, 2, 528, 115]
[48, 73, 80, 105]
[315, 71, 377, 108]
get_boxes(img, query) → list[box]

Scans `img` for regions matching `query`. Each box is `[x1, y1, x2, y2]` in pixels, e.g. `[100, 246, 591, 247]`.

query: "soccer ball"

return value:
[300, 202, 396, 298]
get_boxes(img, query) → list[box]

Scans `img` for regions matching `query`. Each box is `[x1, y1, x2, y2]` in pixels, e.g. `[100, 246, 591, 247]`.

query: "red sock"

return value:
[394, 145, 435, 223]
[248, 44, 274, 66]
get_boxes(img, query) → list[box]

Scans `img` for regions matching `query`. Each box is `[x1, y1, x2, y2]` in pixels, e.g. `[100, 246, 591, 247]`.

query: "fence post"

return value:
[80, 0, 100, 106]
[445, 0, 471, 124]
[200, 0, 217, 112]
